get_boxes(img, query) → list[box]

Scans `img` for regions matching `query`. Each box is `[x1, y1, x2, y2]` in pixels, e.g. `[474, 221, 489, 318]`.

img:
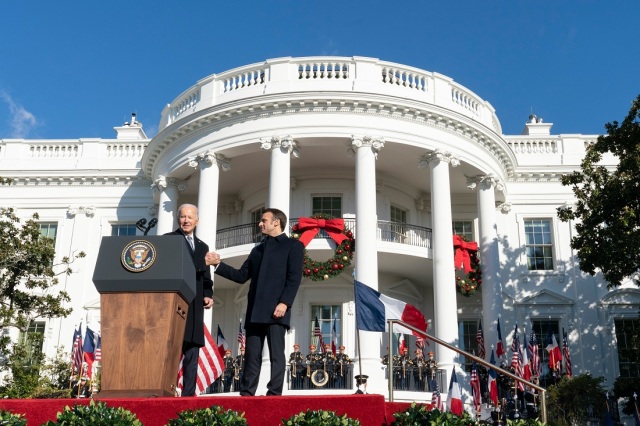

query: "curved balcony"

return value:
[215, 218, 432, 251]
[158, 56, 501, 134]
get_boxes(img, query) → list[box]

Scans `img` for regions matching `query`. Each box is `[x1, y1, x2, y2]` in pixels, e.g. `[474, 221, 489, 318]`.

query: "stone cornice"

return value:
[6, 175, 152, 187]
[143, 94, 514, 180]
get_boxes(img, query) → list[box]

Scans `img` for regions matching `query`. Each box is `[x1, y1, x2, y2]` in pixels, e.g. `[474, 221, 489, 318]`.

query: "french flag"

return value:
[354, 280, 427, 337]
[488, 350, 499, 405]
[496, 318, 505, 358]
[446, 366, 464, 416]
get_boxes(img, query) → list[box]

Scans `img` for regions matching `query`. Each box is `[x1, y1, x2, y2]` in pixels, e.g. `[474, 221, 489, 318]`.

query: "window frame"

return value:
[516, 214, 559, 273]
[311, 195, 343, 218]
[310, 304, 342, 350]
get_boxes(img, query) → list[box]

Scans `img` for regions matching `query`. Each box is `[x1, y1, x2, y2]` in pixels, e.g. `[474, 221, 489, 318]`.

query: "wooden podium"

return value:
[92, 235, 196, 398]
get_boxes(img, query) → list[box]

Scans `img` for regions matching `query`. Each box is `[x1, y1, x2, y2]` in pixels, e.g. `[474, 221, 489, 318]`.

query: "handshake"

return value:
[205, 251, 222, 266]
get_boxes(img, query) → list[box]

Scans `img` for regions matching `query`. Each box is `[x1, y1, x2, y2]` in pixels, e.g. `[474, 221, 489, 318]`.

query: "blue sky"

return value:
[1, 1, 638, 140]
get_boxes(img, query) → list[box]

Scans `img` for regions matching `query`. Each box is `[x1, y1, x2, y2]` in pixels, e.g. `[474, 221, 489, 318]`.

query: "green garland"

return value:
[291, 213, 355, 282]
[454, 235, 482, 297]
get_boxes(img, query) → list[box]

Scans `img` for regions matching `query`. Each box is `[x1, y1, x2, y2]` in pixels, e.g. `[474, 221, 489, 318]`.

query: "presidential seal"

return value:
[121, 240, 156, 272]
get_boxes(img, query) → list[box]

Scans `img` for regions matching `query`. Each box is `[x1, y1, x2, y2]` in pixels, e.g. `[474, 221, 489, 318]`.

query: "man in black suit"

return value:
[205, 208, 303, 396]
[165, 204, 214, 396]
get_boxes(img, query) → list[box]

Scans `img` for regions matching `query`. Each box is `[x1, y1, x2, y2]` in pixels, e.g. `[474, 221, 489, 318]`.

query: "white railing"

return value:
[158, 56, 502, 132]
[506, 139, 558, 154]
[29, 143, 79, 158]
[106, 143, 147, 157]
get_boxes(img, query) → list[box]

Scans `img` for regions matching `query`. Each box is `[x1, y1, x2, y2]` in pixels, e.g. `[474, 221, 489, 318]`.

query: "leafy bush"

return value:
[507, 419, 547, 426]
[283, 409, 360, 425]
[546, 373, 606, 426]
[391, 405, 474, 425]
[43, 401, 142, 426]
[0, 410, 27, 426]
[167, 405, 247, 425]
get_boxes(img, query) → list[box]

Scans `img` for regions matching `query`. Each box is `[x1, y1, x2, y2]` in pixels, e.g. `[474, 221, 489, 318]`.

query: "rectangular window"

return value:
[453, 221, 473, 241]
[17, 321, 46, 366]
[312, 196, 342, 217]
[39, 222, 58, 245]
[615, 318, 640, 378]
[458, 320, 479, 372]
[390, 206, 407, 224]
[111, 223, 138, 236]
[532, 319, 560, 384]
[310, 305, 341, 350]
[524, 219, 553, 270]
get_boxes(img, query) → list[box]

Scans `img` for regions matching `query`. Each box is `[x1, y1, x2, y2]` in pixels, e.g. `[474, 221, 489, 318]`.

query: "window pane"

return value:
[615, 318, 640, 378]
[458, 320, 479, 372]
[39, 223, 58, 243]
[17, 321, 46, 367]
[391, 206, 407, 224]
[311, 197, 342, 218]
[310, 305, 341, 350]
[452, 221, 473, 241]
[524, 219, 553, 270]
[532, 320, 560, 385]
[111, 224, 138, 236]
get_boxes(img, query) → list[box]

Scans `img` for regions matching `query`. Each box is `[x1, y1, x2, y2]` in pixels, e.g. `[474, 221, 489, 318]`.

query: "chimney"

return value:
[522, 114, 553, 136]
[114, 113, 148, 140]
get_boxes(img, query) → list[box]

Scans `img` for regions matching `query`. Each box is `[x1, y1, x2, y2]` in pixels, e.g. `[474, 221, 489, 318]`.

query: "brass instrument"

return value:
[311, 356, 329, 387]
[291, 360, 296, 378]
[234, 364, 239, 380]
[306, 360, 311, 378]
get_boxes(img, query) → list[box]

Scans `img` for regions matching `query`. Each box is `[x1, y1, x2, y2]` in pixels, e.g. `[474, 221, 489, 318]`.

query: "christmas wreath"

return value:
[291, 213, 355, 281]
[453, 234, 482, 297]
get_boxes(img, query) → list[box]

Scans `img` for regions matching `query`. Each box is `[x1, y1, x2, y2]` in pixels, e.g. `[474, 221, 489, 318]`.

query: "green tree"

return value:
[558, 95, 640, 288]
[0, 190, 85, 394]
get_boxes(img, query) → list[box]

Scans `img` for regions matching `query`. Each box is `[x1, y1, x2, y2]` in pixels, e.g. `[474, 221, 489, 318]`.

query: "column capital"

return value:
[188, 150, 231, 171]
[351, 135, 384, 158]
[418, 150, 460, 168]
[151, 175, 187, 193]
[415, 195, 431, 212]
[260, 135, 300, 157]
[466, 174, 504, 192]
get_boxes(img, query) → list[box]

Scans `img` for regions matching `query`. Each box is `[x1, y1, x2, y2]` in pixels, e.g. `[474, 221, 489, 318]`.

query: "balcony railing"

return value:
[215, 218, 431, 250]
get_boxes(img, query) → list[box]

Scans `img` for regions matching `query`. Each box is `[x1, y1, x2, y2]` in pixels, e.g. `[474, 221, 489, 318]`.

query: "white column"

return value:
[153, 175, 185, 235]
[419, 150, 459, 371]
[261, 136, 298, 228]
[468, 175, 504, 344]
[352, 135, 385, 392]
[189, 151, 228, 329]
[189, 150, 229, 247]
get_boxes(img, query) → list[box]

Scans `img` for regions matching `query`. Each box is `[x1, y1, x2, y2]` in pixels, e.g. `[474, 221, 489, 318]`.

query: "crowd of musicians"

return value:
[382, 347, 439, 391]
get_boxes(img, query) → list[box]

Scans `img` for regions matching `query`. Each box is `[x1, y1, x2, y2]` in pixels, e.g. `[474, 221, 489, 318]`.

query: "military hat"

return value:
[225, 349, 232, 354]
[309, 344, 316, 349]
[293, 343, 300, 348]
[402, 347, 408, 352]
[240, 346, 245, 350]
[427, 351, 434, 356]
[339, 345, 345, 350]
[415, 349, 422, 353]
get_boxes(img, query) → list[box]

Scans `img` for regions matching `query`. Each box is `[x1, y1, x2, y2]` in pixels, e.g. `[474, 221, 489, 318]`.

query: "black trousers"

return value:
[181, 341, 200, 396]
[241, 323, 286, 396]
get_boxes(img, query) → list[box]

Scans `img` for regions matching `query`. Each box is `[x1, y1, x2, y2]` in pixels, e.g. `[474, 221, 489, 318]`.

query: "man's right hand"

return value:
[205, 251, 221, 266]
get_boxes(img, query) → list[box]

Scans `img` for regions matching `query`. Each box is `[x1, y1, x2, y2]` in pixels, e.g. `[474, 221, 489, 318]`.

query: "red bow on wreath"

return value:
[453, 235, 478, 273]
[296, 217, 349, 247]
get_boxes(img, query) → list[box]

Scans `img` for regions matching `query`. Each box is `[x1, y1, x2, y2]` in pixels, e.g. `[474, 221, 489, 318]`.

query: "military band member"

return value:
[321, 343, 335, 386]
[289, 343, 304, 389]
[223, 349, 234, 392]
[412, 348, 427, 391]
[425, 351, 438, 391]
[234, 346, 245, 391]
[396, 347, 412, 390]
[305, 344, 320, 388]
[334, 345, 352, 389]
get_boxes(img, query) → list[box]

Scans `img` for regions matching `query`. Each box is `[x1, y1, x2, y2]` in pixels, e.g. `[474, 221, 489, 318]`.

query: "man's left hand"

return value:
[204, 297, 214, 309]
[273, 302, 287, 319]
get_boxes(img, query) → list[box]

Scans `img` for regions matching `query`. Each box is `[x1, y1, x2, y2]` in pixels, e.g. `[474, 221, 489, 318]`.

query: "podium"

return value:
[92, 235, 196, 398]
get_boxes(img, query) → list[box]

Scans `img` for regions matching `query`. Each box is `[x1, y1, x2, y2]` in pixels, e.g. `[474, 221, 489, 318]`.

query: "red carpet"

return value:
[0, 394, 414, 426]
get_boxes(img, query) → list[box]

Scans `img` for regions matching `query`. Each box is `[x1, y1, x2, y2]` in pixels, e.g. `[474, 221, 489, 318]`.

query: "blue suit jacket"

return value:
[215, 233, 304, 329]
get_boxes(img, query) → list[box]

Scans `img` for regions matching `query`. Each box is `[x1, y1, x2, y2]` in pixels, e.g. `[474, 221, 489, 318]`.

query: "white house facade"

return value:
[1, 56, 638, 406]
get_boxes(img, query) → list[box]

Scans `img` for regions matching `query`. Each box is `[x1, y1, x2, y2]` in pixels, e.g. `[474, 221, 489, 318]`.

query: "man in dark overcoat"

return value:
[206, 208, 303, 396]
[165, 203, 214, 396]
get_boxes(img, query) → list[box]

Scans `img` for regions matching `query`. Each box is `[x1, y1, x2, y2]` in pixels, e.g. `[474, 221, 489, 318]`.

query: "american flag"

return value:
[177, 323, 224, 395]
[94, 334, 102, 363]
[528, 327, 541, 377]
[562, 328, 572, 377]
[431, 377, 443, 411]
[71, 324, 83, 375]
[470, 362, 482, 411]
[314, 316, 325, 353]
[476, 321, 486, 360]
[510, 326, 524, 391]
[237, 322, 246, 349]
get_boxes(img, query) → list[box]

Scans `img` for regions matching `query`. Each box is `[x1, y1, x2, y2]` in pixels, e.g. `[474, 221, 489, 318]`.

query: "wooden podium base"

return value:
[99, 292, 188, 398]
